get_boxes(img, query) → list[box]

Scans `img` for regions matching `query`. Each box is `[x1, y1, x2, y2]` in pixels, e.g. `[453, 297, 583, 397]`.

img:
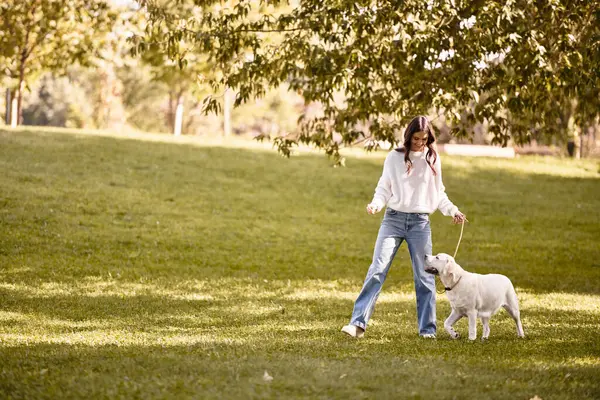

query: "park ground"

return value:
[0, 127, 599, 399]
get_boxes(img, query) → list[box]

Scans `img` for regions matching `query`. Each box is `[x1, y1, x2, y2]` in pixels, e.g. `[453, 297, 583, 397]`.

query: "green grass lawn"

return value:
[1, 127, 599, 399]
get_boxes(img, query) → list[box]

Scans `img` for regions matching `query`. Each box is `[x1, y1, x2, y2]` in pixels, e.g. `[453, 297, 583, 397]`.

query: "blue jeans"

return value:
[349, 209, 436, 335]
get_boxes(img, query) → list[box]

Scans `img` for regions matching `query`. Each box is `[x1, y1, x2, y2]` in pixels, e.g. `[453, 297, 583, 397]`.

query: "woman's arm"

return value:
[369, 153, 393, 212]
[435, 158, 459, 217]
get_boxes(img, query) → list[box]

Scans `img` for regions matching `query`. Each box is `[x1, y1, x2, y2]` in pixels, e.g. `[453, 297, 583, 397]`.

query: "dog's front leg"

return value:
[467, 311, 478, 340]
[444, 309, 462, 339]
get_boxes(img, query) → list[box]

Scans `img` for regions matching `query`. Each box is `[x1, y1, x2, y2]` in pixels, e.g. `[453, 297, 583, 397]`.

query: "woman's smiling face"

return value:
[410, 131, 428, 152]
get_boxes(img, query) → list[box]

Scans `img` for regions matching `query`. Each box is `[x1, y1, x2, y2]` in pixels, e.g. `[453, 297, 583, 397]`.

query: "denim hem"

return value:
[350, 321, 366, 330]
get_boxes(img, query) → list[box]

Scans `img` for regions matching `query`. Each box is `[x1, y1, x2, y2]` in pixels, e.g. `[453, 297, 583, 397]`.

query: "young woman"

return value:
[342, 115, 467, 338]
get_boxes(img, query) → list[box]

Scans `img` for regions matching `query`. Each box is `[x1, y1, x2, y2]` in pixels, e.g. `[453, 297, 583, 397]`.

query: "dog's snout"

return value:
[425, 267, 438, 275]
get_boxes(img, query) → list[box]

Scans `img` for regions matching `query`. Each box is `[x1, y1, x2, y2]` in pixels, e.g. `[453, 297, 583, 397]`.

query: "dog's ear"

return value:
[445, 258, 453, 272]
[445, 259, 455, 280]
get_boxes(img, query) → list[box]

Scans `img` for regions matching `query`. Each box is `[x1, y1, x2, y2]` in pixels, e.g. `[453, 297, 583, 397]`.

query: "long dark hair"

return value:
[395, 115, 438, 175]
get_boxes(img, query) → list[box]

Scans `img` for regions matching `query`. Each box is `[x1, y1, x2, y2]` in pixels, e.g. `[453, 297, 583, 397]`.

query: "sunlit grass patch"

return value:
[520, 292, 600, 312]
[444, 154, 600, 178]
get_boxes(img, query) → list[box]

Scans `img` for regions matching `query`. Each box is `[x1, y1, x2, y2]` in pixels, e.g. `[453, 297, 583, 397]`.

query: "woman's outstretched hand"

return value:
[452, 211, 468, 224]
[366, 203, 382, 214]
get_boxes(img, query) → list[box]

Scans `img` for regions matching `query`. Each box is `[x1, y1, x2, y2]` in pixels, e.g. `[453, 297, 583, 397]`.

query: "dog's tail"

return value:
[503, 283, 525, 337]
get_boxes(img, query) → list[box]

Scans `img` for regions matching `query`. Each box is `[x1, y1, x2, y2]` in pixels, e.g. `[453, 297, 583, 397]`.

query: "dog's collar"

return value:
[444, 276, 463, 291]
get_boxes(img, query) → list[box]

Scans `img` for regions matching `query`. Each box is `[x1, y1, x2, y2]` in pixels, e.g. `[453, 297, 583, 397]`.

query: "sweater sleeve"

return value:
[435, 158, 459, 217]
[371, 152, 393, 209]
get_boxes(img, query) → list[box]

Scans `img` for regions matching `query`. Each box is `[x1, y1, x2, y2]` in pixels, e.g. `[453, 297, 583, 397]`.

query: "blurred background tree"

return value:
[0, 0, 117, 126]
[21, 70, 95, 128]
[129, 0, 298, 137]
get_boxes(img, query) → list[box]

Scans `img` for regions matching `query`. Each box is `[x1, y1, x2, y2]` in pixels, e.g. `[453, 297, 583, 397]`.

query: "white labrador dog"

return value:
[424, 253, 524, 340]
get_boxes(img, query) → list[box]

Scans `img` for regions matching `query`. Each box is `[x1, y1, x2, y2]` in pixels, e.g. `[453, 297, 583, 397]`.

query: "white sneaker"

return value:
[420, 333, 436, 339]
[341, 324, 364, 338]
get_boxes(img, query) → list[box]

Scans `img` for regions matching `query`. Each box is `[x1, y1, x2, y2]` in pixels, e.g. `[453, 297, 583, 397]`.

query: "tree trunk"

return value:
[565, 100, 581, 158]
[5, 89, 11, 125]
[15, 33, 32, 127]
[16, 65, 25, 126]
[223, 86, 232, 137]
[10, 92, 18, 128]
[579, 128, 585, 158]
[12, 0, 37, 127]
[173, 93, 184, 136]
[167, 91, 175, 133]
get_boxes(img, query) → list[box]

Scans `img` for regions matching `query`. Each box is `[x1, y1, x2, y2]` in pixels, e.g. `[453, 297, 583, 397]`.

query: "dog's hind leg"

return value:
[516, 317, 524, 338]
[481, 316, 490, 340]
[444, 309, 462, 339]
[467, 310, 478, 340]
[503, 289, 525, 338]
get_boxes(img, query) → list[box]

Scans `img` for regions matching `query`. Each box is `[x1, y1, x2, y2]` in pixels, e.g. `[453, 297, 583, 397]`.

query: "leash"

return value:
[436, 219, 465, 294]
[453, 219, 465, 259]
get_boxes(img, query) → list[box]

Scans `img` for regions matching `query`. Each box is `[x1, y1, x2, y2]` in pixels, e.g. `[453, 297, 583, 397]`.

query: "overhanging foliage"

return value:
[135, 0, 600, 162]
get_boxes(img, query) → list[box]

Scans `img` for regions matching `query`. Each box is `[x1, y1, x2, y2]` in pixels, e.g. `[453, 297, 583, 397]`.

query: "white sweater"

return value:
[371, 150, 459, 216]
